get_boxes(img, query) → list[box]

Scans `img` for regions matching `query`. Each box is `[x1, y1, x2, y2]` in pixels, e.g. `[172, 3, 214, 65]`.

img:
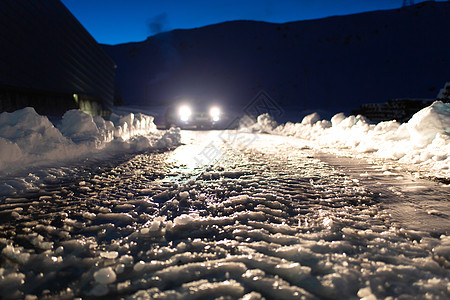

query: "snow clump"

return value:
[240, 113, 277, 133]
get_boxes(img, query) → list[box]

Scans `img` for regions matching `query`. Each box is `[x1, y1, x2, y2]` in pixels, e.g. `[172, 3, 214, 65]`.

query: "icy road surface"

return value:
[0, 131, 449, 299]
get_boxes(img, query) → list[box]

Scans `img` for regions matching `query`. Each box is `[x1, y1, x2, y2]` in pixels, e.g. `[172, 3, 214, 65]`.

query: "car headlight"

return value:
[209, 106, 221, 122]
[178, 105, 192, 122]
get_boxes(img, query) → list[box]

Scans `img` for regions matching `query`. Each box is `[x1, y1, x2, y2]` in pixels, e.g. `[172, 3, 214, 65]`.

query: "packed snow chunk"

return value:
[99, 251, 119, 259]
[1, 244, 30, 264]
[0, 107, 51, 138]
[95, 213, 135, 225]
[241, 269, 313, 299]
[0, 272, 26, 297]
[256, 113, 277, 133]
[93, 267, 117, 284]
[148, 217, 165, 231]
[337, 114, 369, 129]
[223, 195, 250, 207]
[0, 107, 71, 156]
[118, 255, 134, 267]
[330, 112, 347, 127]
[406, 101, 450, 145]
[179, 191, 189, 200]
[178, 279, 245, 298]
[357, 286, 377, 300]
[301, 112, 321, 126]
[240, 113, 277, 133]
[433, 245, 450, 261]
[274, 262, 311, 283]
[241, 292, 264, 300]
[89, 284, 109, 297]
[58, 110, 100, 143]
[173, 214, 197, 228]
[155, 127, 182, 148]
[140, 217, 165, 235]
[126, 135, 153, 152]
[93, 115, 115, 142]
[0, 137, 22, 167]
[133, 261, 149, 272]
[156, 260, 247, 284]
[374, 120, 401, 133]
[275, 244, 319, 263]
[110, 112, 156, 140]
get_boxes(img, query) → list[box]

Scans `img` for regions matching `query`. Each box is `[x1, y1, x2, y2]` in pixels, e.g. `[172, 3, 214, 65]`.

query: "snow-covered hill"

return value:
[103, 1, 450, 121]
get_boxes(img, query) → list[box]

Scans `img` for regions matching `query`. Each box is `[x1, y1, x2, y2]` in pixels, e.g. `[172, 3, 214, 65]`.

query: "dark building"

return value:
[352, 99, 434, 123]
[0, 0, 115, 116]
[352, 82, 450, 123]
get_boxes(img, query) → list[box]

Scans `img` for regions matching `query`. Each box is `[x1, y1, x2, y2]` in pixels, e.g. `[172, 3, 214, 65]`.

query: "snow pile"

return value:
[0, 107, 73, 169]
[240, 113, 278, 133]
[0, 107, 180, 173]
[250, 101, 450, 178]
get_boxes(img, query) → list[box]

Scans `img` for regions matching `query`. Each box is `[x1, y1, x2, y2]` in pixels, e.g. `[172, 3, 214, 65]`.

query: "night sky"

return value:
[61, 0, 436, 45]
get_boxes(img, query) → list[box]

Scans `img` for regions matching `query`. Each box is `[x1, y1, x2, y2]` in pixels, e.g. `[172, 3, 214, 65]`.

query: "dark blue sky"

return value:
[61, 0, 434, 45]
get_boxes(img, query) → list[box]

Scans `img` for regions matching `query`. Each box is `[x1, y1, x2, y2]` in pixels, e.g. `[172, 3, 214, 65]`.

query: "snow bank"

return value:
[0, 107, 180, 173]
[240, 113, 278, 133]
[247, 101, 450, 179]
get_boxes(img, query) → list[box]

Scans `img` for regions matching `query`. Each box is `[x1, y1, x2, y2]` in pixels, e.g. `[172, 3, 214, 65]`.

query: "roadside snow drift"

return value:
[0, 108, 180, 173]
[243, 101, 450, 179]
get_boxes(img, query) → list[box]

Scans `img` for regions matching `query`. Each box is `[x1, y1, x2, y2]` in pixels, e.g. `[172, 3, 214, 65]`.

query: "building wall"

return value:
[0, 0, 115, 116]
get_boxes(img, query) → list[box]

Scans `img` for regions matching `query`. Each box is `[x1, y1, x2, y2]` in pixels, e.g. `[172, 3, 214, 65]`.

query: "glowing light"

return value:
[209, 106, 221, 122]
[178, 105, 192, 122]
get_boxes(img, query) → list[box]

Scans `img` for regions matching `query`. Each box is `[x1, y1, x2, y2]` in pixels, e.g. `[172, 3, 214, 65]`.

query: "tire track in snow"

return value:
[0, 132, 448, 299]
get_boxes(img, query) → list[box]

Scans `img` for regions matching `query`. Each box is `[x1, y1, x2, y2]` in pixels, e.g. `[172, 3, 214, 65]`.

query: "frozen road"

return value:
[0, 130, 449, 299]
